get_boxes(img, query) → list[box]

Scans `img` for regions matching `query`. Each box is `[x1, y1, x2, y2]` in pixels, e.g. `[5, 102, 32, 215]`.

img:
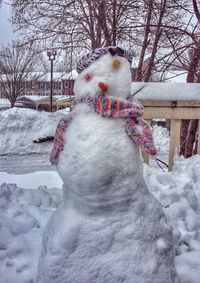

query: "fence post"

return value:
[142, 119, 152, 165]
[197, 120, 200, 155]
[168, 119, 181, 171]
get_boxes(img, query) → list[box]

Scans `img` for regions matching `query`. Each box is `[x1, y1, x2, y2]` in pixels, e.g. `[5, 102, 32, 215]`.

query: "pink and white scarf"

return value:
[50, 94, 156, 165]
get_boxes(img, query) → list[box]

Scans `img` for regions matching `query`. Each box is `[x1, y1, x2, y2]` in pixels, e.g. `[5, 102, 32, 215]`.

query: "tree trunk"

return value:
[136, 0, 153, 81]
[184, 120, 199, 158]
[179, 44, 200, 157]
[11, 101, 15, 108]
[179, 120, 190, 156]
[144, 0, 167, 82]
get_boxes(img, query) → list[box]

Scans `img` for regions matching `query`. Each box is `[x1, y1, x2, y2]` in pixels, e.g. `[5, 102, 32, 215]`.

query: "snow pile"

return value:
[0, 99, 11, 110]
[1, 171, 62, 190]
[144, 155, 200, 283]
[153, 124, 170, 153]
[0, 183, 61, 283]
[0, 107, 69, 155]
[0, 104, 170, 157]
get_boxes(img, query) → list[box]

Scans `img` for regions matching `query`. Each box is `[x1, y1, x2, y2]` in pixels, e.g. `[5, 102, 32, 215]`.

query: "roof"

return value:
[16, 96, 57, 103]
[16, 95, 74, 105]
[132, 82, 200, 101]
[0, 70, 78, 82]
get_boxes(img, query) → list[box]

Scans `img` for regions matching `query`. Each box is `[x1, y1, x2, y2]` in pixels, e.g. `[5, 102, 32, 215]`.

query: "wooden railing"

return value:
[141, 99, 200, 171]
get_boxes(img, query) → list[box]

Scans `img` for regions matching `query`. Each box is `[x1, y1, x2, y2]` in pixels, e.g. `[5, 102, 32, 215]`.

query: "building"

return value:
[0, 71, 77, 99]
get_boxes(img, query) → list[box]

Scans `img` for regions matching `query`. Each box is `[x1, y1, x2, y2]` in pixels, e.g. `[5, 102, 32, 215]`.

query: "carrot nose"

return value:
[98, 81, 108, 92]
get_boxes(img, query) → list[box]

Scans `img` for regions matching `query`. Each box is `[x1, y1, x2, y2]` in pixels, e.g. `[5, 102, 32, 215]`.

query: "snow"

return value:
[16, 95, 72, 103]
[37, 52, 178, 283]
[175, 251, 200, 283]
[144, 154, 200, 283]
[39, 70, 77, 81]
[0, 72, 69, 82]
[0, 71, 78, 82]
[74, 53, 132, 99]
[16, 96, 52, 102]
[163, 71, 188, 83]
[132, 82, 200, 101]
[0, 183, 62, 283]
[0, 64, 200, 281]
[0, 98, 11, 110]
[0, 107, 69, 155]
[153, 124, 170, 154]
[0, 171, 62, 190]
[0, 105, 200, 282]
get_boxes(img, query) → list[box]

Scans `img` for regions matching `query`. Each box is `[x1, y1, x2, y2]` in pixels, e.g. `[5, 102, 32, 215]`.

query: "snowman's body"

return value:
[37, 48, 179, 283]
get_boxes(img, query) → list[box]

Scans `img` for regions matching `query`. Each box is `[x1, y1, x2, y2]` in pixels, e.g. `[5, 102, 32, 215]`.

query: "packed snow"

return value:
[132, 82, 200, 101]
[0, 171, 62, 190]
[0, 183, 62, 283]
[0, 106, 199, 282]
[0, 107, 69, 155]
[37, 51, 178, 283]
[145, 155, 200, 283]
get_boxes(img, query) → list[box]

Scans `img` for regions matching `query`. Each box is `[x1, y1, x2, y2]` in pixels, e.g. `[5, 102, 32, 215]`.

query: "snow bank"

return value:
[144, 155, 200, 282]
[0, 107, 69, 155]
[0, 102, 169, 157]
[0, 183, 61, 283]
[0, 99, 11, 109]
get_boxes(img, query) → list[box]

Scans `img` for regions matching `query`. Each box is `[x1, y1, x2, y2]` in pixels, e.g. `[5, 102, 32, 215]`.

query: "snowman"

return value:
[37, 46, 179, 283]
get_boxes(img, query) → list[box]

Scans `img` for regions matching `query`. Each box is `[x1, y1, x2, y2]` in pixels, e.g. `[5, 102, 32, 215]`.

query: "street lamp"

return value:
[47, 49, 57, 112]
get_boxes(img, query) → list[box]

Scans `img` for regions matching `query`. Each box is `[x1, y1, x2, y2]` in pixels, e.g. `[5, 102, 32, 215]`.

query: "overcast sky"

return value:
[0, 1, 15, 46]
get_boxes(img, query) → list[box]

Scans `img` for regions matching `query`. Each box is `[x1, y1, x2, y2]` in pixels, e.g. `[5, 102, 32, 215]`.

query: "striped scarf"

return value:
[50, 94, 156, 165]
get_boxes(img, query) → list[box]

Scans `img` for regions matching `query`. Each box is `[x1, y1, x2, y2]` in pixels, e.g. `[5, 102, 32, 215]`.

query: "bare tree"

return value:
[135, 0, 194, 82]
[11, 0, 197, 83]
[178, 0, 200, 158]
[11, 0, 140, 51]
[0, 41, 43, 107]
[153, 0, 200, 158]
[11, 0, 192, 76]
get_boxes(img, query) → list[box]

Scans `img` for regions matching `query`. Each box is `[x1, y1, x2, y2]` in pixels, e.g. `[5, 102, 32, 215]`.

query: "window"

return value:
[64, 81, 69, 88]
[46, 82, 50, 90]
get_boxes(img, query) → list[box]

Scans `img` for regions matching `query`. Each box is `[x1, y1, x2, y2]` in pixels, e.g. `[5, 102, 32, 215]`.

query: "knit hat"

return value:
[76, 46, 134, 74]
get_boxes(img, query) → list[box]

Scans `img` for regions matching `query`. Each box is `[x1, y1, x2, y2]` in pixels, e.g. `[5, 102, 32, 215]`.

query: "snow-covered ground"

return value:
[0, 107, 200, 282]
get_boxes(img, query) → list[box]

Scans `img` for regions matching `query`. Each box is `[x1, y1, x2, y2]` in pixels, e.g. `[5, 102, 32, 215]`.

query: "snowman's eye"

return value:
[84, 73, 93, 82]
[112, 59, 121, 70]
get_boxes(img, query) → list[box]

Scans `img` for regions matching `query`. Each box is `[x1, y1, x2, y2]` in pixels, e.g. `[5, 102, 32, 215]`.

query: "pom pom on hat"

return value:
[76, 46, 134, 74]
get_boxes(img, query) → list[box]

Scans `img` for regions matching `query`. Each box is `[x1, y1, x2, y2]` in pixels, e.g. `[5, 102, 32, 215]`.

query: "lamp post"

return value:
[47, 49, 57, 112]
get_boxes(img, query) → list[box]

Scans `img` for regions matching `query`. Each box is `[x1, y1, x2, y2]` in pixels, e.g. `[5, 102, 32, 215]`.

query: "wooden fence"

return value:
[141, 99, 200, 171]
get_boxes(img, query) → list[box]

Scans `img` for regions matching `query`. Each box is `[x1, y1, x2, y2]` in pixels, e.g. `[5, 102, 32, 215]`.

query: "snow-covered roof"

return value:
[27, 71, 78, 81]
[61, 70, 78, 80]
[162, 71, 188, 83]
[16, 96, 57, 103]
[132, 82, 200, 101]
[16, 95, 74, 105]
[53, 95, 75, 101]
[0, 70, 78, 82]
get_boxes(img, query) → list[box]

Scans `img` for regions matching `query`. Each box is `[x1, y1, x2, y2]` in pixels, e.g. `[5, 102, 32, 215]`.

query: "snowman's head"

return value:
[74, 46, 134, 100]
